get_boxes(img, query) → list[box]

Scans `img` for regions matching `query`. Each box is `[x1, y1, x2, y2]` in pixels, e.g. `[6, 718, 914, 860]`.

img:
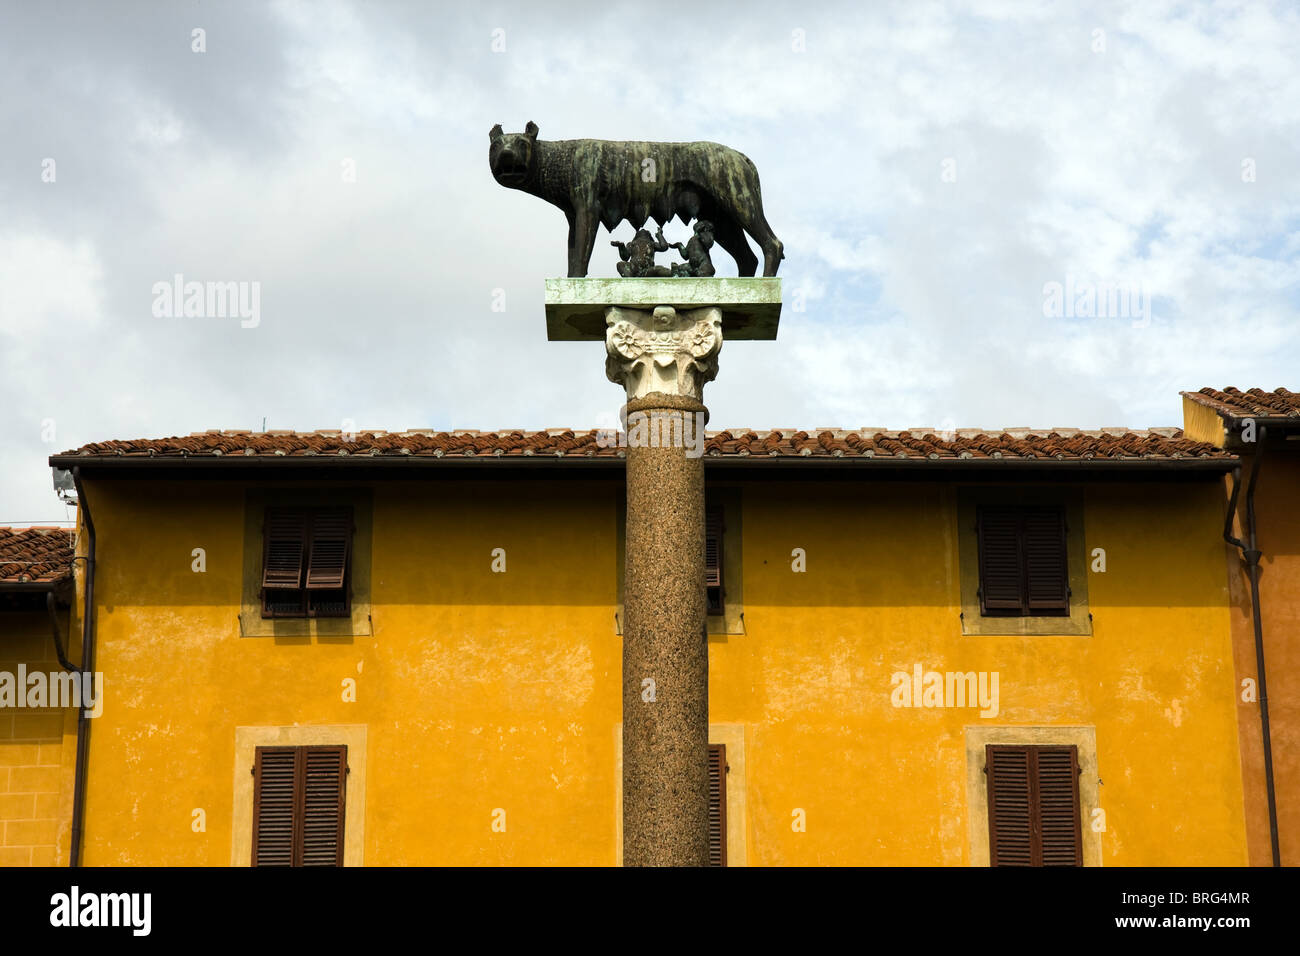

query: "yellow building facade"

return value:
[37, 421, 1250, 866]
[0, 529, 80, 866]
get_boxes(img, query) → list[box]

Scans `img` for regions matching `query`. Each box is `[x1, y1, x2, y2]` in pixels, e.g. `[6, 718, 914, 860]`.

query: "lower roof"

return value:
[0, 527, 74, 590]
[50, 426, 1235, 471]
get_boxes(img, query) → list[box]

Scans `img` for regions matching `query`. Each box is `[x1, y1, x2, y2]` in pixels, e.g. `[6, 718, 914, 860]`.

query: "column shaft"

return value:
[622, 393, 709, 866]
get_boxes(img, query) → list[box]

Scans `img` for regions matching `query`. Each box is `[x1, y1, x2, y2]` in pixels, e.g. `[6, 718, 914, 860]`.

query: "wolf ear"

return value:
[524, 120, 539, 139]
[489, 124, 503, 141]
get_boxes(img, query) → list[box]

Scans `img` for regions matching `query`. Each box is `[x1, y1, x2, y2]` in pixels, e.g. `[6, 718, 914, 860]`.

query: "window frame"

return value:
[956, 487, 1091, 637]
[705, 504, 725, 616]
[260, 506, 354, 620]
[975, 505, 1070, 617]
[240, 488, 373, 638]
[707, 743, 728, 867]
[251, 744, 348, 867]
[614, 723, 747, 866]
[985, 743, 1083, 867]
[964, 725, 1101, 867]
[614, 487, 744, 636]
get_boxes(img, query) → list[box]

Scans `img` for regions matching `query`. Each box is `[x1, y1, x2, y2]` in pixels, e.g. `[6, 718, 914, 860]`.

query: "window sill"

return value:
[613, 606, 746, 636]
[239, 612, 373, 639]
[960, 610, 1091, 636]
[707, 607, 745, 636]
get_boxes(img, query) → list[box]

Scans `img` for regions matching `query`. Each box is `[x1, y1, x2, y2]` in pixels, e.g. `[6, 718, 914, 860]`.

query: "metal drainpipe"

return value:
[69, 467, 96, 868]
[1223, 427, 1281, 867]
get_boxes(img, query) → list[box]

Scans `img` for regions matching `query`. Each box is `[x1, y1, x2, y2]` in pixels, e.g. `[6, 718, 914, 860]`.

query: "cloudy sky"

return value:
[1, 0, 1297, 522]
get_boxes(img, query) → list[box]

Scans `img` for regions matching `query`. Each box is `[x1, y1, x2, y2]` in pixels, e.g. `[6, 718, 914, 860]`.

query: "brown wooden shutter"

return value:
[1036, 746, 1083, 865]
[707, 743, 727, 867]
[301, 746, 347, 866]
[262, 509, 307, 589]
[252, 747, 298, 866]
[252, 745, 347, 867]
[704, 506, 724, 588]
[305, 508, 352, 590]
[987, 744, 1082, 867]
[977, 508, 1024, 613]
[1024, 510, 1069, 613]
[986, 745, 1033, 865]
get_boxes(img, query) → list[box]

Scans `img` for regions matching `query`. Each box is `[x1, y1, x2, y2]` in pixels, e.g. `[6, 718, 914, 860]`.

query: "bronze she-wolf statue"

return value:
[489, 121, 784, 278]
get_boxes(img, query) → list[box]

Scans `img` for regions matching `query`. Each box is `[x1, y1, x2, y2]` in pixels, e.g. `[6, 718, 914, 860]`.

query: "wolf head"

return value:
[489, 121, 539, 188]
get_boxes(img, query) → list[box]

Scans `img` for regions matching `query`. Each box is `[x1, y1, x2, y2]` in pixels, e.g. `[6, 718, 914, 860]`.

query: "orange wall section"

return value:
[1181, 393, 1299, 867]
[1223, 453, 1300, 865]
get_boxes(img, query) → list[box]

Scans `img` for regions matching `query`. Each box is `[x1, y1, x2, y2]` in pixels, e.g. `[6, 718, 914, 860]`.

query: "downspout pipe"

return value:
[69, 467, 95, 868]
[1223, 427, 1280, 867]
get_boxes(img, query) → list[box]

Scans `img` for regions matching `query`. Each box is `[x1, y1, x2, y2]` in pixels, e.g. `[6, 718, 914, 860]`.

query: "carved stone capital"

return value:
[604, 305, 722, 401]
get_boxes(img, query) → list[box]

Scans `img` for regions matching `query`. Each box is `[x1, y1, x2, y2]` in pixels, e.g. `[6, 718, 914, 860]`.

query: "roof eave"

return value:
[48, 455, 1238, 472]
[0, 577, 72, 593]
[1180, 392, 1300, 427]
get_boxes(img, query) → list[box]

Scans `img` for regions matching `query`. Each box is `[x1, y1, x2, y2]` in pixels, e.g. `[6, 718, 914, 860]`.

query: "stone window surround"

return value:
[230, 724, 368, 867]
[614, 485, 744, 636]
[613, 722, 747, 866]
[239, 487, 373, 639]
[956, 485, 1091, 636]
[964, 725, 1102, 867]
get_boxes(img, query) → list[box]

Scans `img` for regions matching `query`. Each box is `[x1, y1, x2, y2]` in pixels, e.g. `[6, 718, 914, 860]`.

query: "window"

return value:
[242, 490, 372, 638]
[976, 505, 1069, 616]
[615, 490, 744, 635]
[705, 505, 725, 616]
[252, 745, 347, 866]
[985, 744, 1082, 867]
[958, 490, 1089, 637]
[261, 507, 353, 618]
[615, 726, 746, 866]
[708, 743, 728, 866]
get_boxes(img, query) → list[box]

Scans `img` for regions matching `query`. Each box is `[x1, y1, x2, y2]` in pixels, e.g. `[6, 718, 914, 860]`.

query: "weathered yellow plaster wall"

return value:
[78, 474, 1245, 865]
[78, 479, 621, 865]
[0, 608, 79, 867]
[710, 480, 1246, 866]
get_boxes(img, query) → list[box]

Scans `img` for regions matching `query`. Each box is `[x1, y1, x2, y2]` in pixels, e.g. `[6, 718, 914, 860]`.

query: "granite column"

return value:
[606, 304, 720, 866]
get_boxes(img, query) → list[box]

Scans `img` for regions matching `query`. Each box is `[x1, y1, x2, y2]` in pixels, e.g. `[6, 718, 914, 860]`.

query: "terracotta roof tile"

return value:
[1183, 387, 1300, 421]
[0, 527, 75, 585]
[51, 427, 1233, 466]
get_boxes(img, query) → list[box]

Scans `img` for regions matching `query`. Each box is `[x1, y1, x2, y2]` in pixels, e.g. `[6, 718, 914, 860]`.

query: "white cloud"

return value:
[0, 236, 104, 335]
[0, 0, 1297, 521]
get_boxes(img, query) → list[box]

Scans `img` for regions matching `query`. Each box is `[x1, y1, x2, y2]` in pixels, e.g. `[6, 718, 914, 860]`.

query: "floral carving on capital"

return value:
[605, 305, 722, 401]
